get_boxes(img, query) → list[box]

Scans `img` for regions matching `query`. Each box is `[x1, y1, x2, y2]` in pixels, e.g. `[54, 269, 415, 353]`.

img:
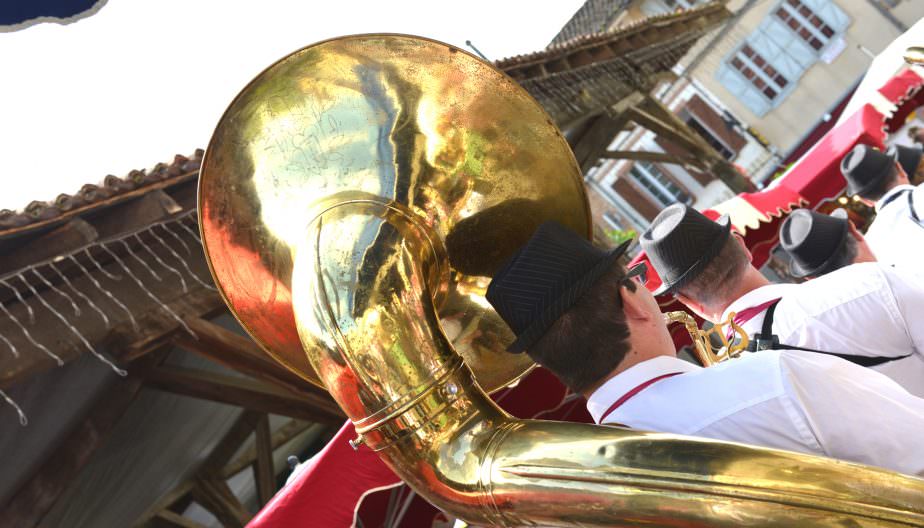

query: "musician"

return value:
[778, 208, 875, 277]
[894, 144, 924, 186]
[485, 221, 924, 475]
[639, 204, 924, 397]
[842, 144, 924, 269]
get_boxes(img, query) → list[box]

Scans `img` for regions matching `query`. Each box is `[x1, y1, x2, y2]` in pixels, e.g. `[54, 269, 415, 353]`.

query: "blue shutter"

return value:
[761, 16, 815, 67]
[801, 0, 851, 32]
[716, 62, 772, 117]
[755, 18, 811, 88]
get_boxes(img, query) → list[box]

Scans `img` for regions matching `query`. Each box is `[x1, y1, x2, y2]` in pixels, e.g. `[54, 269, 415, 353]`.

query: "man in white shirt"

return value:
[639, 203, 924, 397]
[842, 144, 924, 269]
[485, 221, 924, 475]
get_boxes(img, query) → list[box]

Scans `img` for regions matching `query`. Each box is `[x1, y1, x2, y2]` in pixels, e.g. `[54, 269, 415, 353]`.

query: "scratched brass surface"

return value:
[201, 34, 924, 527]
[199, 34, 590, 391]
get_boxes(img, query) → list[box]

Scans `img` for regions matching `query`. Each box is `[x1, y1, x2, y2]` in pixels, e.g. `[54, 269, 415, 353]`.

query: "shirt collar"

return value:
[721, 283, 796, 324]
[875, 184, 915, 212]
[586, 356, 700, 424]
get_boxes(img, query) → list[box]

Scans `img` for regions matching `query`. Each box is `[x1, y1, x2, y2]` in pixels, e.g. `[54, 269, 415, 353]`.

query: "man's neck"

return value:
[581, 348, 673, 399]
[713, 267, 770, 320]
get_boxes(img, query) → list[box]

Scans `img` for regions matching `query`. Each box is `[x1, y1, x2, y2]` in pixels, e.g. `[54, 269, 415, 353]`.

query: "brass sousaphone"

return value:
[200, 35, 924, 527]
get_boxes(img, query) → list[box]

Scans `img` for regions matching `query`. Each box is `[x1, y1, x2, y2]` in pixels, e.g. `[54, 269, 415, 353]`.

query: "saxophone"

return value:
[663, 310, 749, 366]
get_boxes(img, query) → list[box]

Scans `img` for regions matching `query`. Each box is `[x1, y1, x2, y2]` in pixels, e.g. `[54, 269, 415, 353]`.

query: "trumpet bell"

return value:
[198, 34, 591, 392]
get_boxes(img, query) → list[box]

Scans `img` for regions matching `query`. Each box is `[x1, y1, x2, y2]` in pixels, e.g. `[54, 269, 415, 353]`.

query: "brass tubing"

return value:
[291, 208, 924, 527]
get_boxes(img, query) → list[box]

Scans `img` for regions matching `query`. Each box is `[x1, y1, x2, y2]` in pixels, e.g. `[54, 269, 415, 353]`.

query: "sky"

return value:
[0, 0, 584, 211]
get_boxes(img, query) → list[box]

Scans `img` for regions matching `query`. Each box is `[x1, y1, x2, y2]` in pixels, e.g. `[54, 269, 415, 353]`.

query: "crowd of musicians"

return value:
[486, 142, 924, 476]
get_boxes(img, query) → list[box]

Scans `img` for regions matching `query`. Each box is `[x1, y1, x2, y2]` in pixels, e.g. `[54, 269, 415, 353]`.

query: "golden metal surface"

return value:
[199, 34, 589, 391]
[904, 46, 924, 66]
[664, 310, 749, 366]
[201, 34, 924, 527]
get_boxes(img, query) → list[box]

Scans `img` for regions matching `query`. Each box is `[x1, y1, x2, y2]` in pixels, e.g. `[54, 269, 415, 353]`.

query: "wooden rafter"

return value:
[601, 149, 700, 168]
[170, 316, 341, 418]
[253, 414, 276, 507]
[191, 477, 251, 528]
[150, 510, 207, 528]
[137, 365, 343, 424]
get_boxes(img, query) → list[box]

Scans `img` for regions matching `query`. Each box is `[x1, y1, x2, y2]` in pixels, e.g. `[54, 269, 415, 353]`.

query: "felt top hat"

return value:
[890, 144, 922, 179]
[841, 144, 897, 197]
[779, 208, 849, 278]
[486, 221, 630, 353]
[639, 203, 731, 296]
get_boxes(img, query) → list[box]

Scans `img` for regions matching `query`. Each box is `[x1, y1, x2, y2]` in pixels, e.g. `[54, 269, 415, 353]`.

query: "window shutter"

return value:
[801, 0, 850, 32]
[762, 16, 815, 67]
[716, 62, 771, 116]
[756, 18, 811, 85]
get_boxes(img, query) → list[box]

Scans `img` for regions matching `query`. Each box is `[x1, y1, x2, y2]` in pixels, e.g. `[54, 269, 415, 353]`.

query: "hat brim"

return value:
[651, 214, 731, 296]
[846, 150, 898, 196]
[788, 211, 849, 278]
[506, 239, 632, 353]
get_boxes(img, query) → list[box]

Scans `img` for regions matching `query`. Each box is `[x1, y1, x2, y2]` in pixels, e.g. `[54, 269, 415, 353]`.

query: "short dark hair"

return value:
[861, 163, 901, 202]
[676, 235, 750, 307]
[527, 264, 635, 393]
[812, 235, 858, 277]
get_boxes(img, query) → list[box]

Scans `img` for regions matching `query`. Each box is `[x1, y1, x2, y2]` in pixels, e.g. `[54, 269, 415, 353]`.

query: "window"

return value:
[728, 44, 789, 102]
[686, 118, 735, 160]
[774, 0, 836, 51]
[629, 162, 691, 207]
[716, 0, 849, 116]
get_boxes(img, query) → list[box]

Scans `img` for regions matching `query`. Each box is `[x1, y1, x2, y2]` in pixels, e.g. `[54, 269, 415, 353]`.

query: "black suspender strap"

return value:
[880, 188, 924, 229]
[906, 190, 924, 227]
[880, 188, 911, 209]
[748, 300, 910, 367]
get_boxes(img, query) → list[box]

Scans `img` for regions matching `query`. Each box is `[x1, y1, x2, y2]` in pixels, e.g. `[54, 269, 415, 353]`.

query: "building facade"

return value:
[584, 0, 924, 241]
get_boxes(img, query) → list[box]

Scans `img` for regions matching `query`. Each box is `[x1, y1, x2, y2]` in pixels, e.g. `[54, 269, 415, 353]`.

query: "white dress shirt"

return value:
[586, 354, 924, 476]
[865, 184, 924, 270]
[720, 262, 924, 397]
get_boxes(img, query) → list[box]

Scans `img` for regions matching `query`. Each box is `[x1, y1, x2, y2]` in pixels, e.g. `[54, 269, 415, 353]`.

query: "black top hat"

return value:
[841, 144, 897, 197]
[889, 144, 922, 178]
[486, 221, 630, 353]
[639, 204, 731, 295]
[779, 208, 849, 278]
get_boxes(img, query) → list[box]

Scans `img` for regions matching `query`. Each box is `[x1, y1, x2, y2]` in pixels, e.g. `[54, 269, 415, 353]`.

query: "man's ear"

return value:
[732, 232, 753, 262]
[847, 220, 864, 241]
[619, 284, 650, 322]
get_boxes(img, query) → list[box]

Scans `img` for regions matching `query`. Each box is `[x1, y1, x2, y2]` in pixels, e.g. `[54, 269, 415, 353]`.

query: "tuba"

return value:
[199, 35, 924, 527]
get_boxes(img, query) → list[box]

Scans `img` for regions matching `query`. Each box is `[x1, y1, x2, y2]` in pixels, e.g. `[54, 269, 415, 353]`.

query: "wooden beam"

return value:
[191, 477, 251, 528]
[134, 481, 195, 527]
[1, 354, 161, 527]
[150, 510, 208, 528]
[627, 106, 704, 155]
[138, 365, 343, 424]
[253, 414, 275, 507]
[203, 411, 262, 473]
[638, 94, 754, 193]
[222, 420, 317, 479]
[170, 317, 342, 418]
[601, 150, 697, 166]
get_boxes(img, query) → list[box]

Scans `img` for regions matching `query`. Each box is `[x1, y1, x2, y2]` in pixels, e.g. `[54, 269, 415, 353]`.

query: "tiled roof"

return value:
[548, 0, 632, 47]
[0, 149, 203, 235]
